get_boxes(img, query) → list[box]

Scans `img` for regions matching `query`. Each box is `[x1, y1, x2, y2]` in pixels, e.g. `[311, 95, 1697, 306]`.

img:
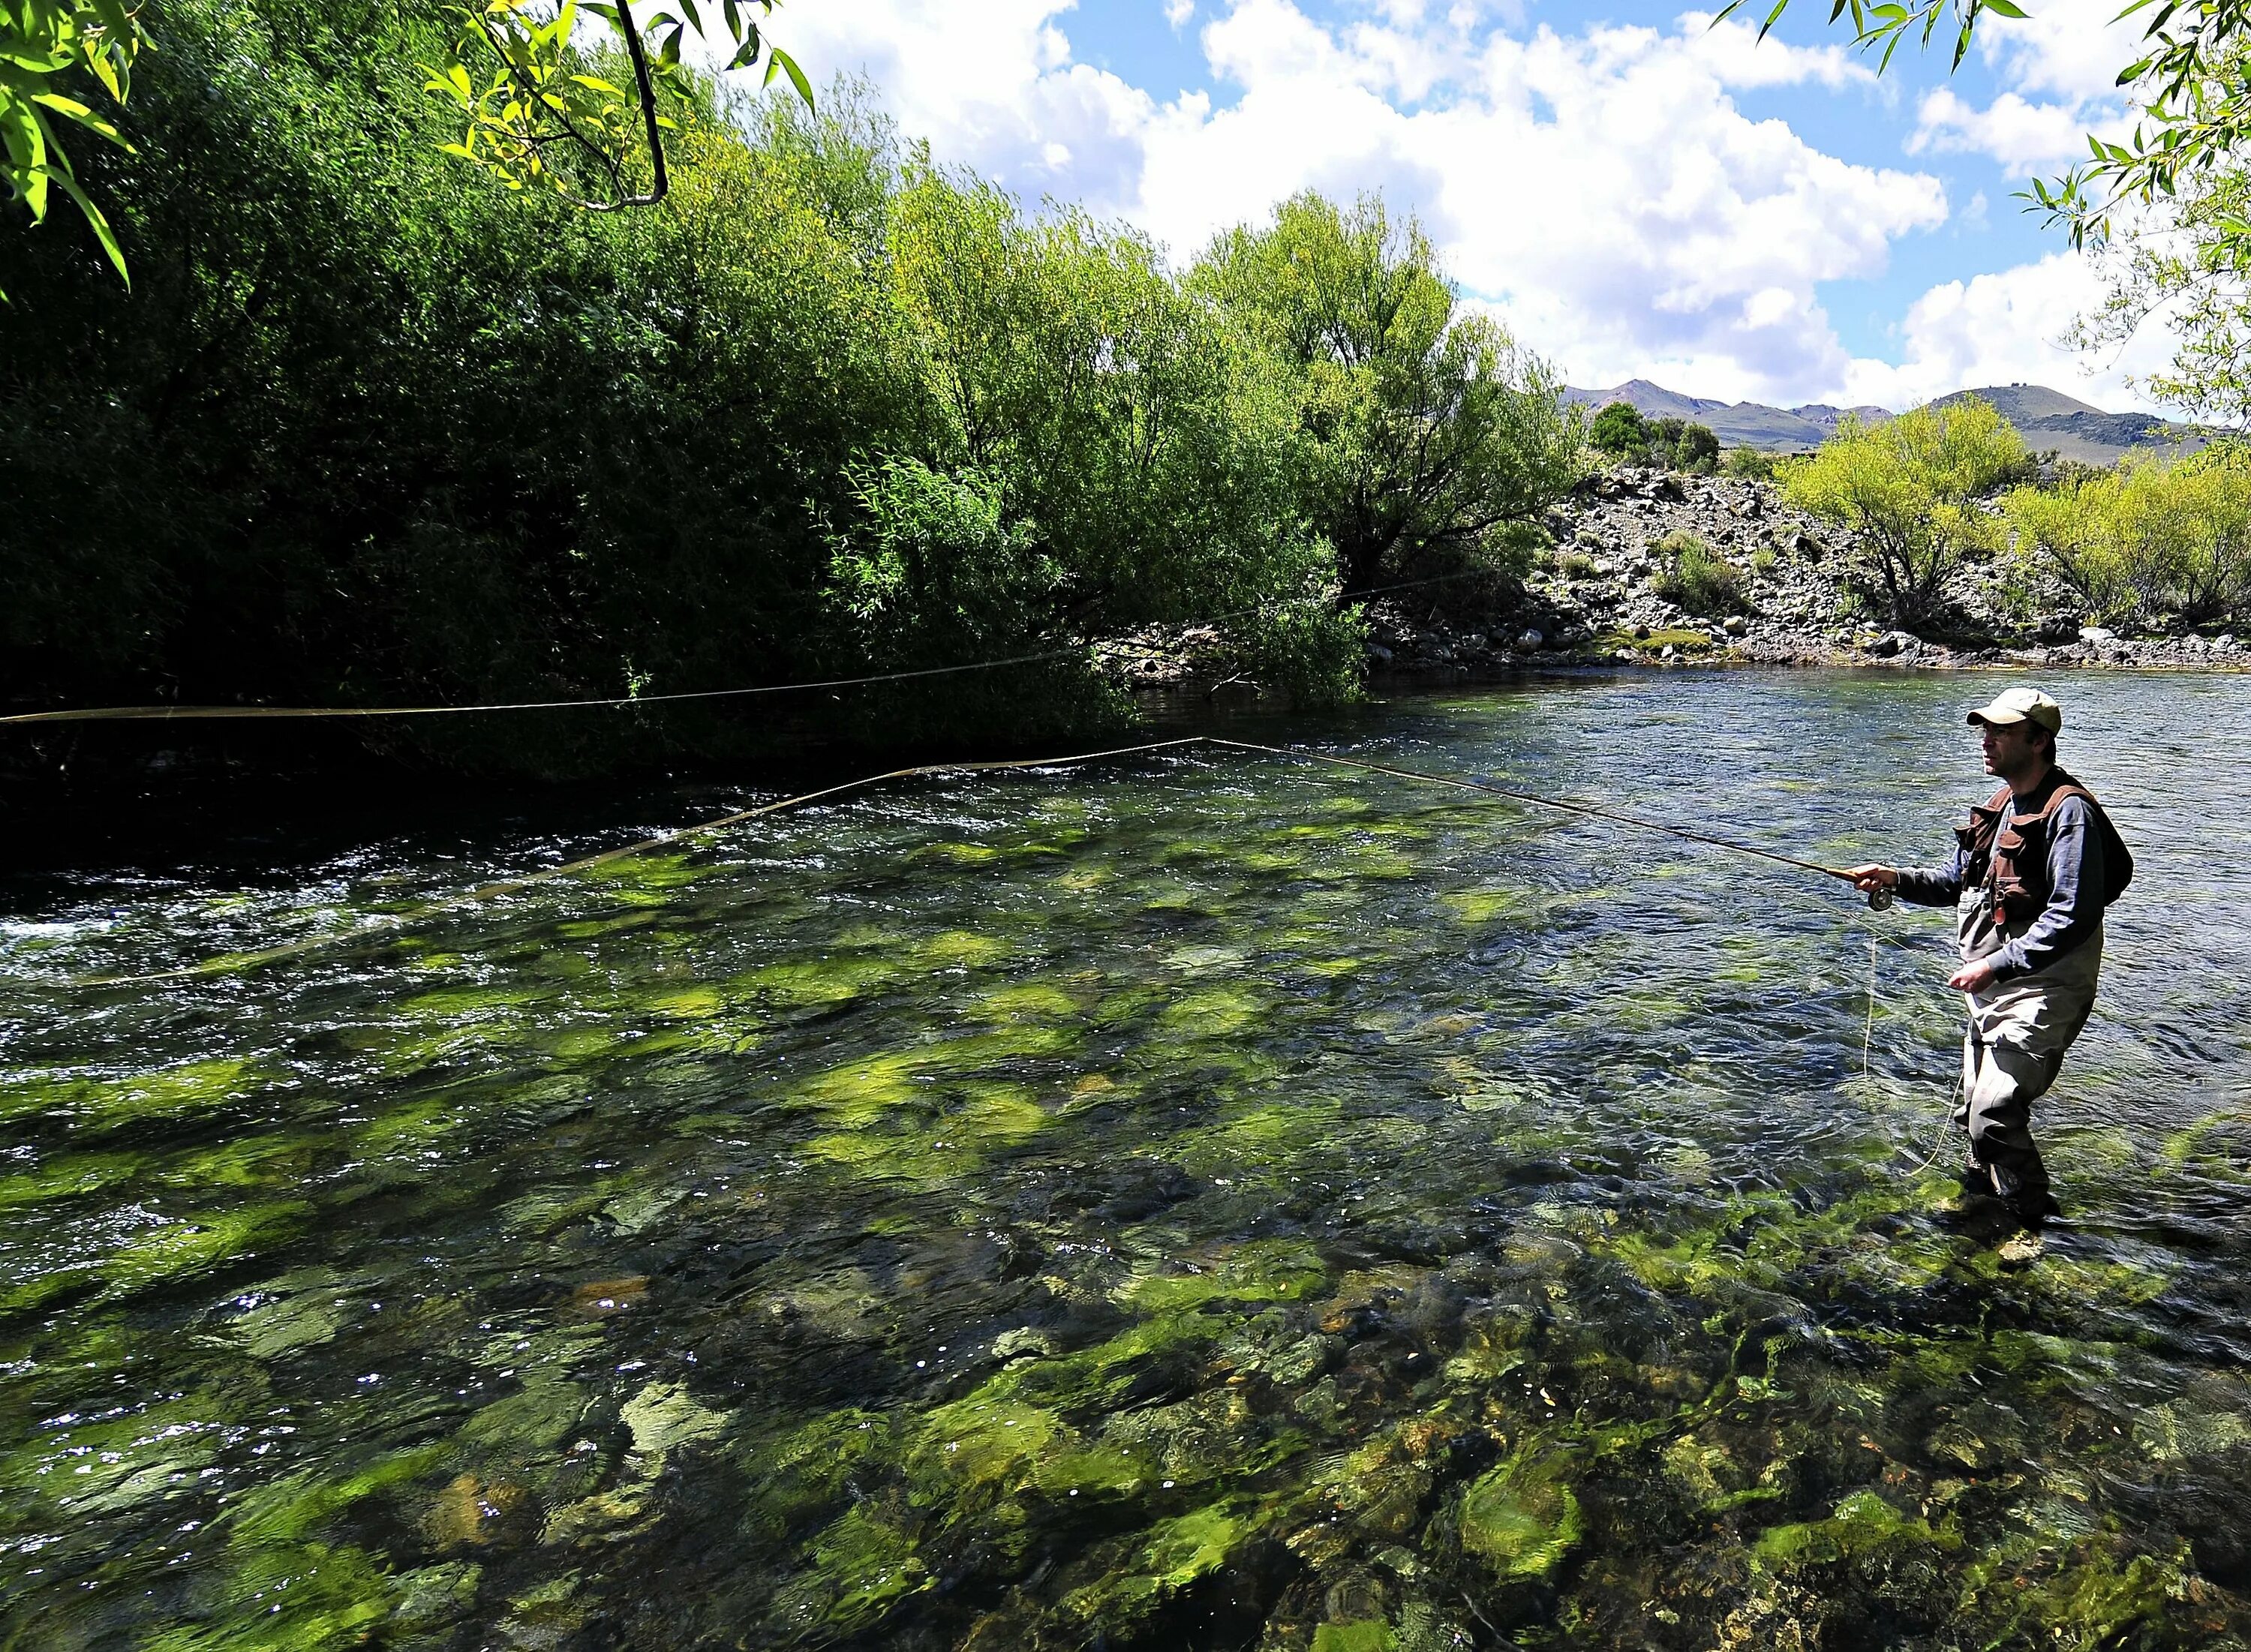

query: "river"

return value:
[4, 670, 2249, 1650]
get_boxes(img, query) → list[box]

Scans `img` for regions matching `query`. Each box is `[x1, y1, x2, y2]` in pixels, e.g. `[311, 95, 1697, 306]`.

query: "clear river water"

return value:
[4, 671, 2250, 1652]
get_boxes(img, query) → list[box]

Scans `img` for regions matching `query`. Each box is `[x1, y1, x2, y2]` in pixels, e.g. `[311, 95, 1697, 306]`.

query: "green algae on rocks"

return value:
[5, 676, 2251, 1650]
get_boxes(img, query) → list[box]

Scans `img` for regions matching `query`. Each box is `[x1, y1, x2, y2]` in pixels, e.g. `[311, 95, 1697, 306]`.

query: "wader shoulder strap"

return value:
[1983, 770, 2134, 915]
[1955, 782, 2012, 858]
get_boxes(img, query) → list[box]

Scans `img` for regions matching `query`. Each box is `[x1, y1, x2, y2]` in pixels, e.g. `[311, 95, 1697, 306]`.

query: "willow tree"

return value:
[1785, 396, 2030, 629]
[1193, 192, 1582, 594]
[2006, 448, 2251, 629]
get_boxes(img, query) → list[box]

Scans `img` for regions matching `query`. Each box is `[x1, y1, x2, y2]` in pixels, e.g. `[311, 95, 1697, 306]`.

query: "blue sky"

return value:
[772, 1, 2166, 410]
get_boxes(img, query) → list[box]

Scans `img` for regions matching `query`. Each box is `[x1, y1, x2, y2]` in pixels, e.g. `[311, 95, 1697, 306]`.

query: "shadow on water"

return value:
[3, 670, 2249, 1650]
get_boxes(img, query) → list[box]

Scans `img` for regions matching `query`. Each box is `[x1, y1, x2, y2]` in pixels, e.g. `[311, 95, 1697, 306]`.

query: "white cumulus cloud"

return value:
[753, 1, 2177, 410]
[1909, 86, 2100, 172]
[1843, 250, 2172, 410]
[1906, 0, 2142, 173]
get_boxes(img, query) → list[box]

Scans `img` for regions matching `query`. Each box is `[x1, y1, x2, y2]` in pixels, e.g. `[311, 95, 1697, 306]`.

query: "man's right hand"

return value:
[1844, 864, 1897, 894]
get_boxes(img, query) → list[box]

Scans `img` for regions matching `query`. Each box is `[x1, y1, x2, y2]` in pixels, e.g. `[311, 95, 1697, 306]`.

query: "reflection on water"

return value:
[4, 671, 2250, 1650]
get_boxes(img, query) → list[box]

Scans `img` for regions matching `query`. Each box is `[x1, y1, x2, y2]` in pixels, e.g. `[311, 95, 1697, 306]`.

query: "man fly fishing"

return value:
[1846, 687, 2132, 1258]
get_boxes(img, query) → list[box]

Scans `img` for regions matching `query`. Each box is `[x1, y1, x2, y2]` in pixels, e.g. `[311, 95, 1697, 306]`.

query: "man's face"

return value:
[1979, 718, 2046, 778]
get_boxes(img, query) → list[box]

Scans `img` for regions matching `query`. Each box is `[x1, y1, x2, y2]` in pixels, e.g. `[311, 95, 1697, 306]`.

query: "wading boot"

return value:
[1988, 1155, 2058, 1230]
[1997, 1227, 2046, 1269]
[1932, 1158, 2000, 1227]
[1991, 1166, 2057, 1269]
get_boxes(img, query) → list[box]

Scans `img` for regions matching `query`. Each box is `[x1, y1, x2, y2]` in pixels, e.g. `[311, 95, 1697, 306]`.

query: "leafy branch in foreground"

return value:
[1, 0, 143, 293]
[425, 0, 811, 210]
[1713, 0, 2251, 250]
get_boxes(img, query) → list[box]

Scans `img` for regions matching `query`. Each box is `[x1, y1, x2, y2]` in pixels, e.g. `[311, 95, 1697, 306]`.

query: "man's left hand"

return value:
[1947, 958, 2000, 993]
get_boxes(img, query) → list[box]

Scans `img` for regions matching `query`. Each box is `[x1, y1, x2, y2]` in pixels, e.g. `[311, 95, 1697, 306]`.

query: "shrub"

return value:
[1590, 404, 1720, 472]
[1784, 397, 2027, 629]
[1556, 548, 1600, 579]
[2004, 446, 2251, 629]
[1651, 530, 1748, 615]
[1194, 193, 1583, 593]
[1590, 401, 1648, 458]
[1648, 417, 1720, 474]
[1724, 446, 1785, 480]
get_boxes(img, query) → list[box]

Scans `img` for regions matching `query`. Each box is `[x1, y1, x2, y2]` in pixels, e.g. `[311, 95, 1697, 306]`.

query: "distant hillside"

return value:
[1932, 384, 2204, 466]
[1562, 380, 1888, 451]
[1564, 378, 2204, 464]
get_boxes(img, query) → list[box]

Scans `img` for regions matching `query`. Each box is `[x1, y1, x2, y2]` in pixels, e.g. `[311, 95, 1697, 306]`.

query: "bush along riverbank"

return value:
[1287, 465, 2251, 685]
[0, 0, 1579, 782]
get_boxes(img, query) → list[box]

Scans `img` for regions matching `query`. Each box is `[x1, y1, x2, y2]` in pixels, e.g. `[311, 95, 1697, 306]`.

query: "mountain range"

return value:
[1561, 379, 2205, 464]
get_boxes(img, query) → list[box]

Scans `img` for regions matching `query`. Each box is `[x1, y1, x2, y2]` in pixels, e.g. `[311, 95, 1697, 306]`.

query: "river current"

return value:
[3, 671, 2249, 1650]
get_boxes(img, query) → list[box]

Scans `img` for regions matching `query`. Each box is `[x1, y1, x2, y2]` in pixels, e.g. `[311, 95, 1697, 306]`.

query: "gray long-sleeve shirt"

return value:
[1895, 791, 2105, 981]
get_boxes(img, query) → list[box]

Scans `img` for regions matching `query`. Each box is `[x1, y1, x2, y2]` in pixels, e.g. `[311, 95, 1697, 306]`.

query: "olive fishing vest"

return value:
[1956, 767, 2133, 928]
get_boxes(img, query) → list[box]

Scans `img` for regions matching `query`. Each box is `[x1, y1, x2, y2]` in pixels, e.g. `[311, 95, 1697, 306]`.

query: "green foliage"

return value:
[1591, 403, 1718, 473]
[1651, 530, 1748, 616]
[2, 11, 916, 772]
[424, 0, 809, 212]
[2077, 164, 2251, 431]
[873, 163, 1336, 689]
[2, 1, 1444, 764]
[1784, 396, 2028, 629]
[0, 0, 142, 292]
[1642, 415, 1719, 473]
[830, 460, 1053, 657]
[1193, 191, 1583, 593]
[1589, 400, 1647, 458]
[1718, 0, 2249, 252]
[1723, 446, 1786, 480]
[2004, 446, 2251, 629]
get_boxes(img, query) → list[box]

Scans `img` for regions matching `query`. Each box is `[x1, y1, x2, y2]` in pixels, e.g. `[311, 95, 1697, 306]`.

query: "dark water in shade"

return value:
[3, 671, 2249, 1652]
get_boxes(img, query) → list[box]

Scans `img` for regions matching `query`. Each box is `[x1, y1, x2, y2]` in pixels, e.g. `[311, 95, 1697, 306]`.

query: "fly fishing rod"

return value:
[51, 733, 1897, 990]
[1206, 738, 1896, 910]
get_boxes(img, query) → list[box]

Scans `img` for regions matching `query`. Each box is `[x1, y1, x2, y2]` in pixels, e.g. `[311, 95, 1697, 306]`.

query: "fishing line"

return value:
[1207, 737, 1874, 890]
[64, 735, 1216, 987]
[1864, 936, 1880, 1087]
[0, 571, 1492, 728]
[62, 731, 1912, 998]
[43, 725, 1967, 1182]
[1858, 928, 1965, 1176]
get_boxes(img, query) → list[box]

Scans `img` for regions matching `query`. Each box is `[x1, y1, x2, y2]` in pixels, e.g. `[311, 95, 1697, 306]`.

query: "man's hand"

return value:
[1947, 957, 2000, 994]
[1844, 864, 1897, 894]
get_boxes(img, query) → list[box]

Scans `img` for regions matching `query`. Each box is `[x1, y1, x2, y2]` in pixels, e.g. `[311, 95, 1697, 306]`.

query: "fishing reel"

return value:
[1866, 886, 1895, 912]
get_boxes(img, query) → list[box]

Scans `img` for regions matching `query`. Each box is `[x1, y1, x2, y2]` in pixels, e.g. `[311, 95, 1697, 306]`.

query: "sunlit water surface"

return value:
[4, 672, 2249, 1651]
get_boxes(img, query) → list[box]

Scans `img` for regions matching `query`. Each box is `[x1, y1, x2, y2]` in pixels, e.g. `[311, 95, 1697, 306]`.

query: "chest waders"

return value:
[1950, 770, 2128, 1220]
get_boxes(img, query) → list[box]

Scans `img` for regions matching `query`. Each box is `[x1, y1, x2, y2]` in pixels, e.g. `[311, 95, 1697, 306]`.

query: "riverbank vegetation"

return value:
[2004, 449, 2251, 632]
[1589, 401, 1721, 474]
[1782, 398, 2036, 631]
[0, 0, 1580, 778]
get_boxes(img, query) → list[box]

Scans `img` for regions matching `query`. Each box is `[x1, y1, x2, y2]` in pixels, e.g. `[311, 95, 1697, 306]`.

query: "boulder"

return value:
[1722, 615, 1748, 637]
[1517, 628, 1545, 651]
[1867, 630, 1921, 659]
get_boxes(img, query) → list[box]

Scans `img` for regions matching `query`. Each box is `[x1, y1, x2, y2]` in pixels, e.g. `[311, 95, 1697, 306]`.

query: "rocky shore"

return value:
[1108, 467, 2248, 695]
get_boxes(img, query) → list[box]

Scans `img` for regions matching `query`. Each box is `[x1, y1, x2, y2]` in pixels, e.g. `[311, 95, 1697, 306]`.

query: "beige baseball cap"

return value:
[1967, 686, 2062, 734]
